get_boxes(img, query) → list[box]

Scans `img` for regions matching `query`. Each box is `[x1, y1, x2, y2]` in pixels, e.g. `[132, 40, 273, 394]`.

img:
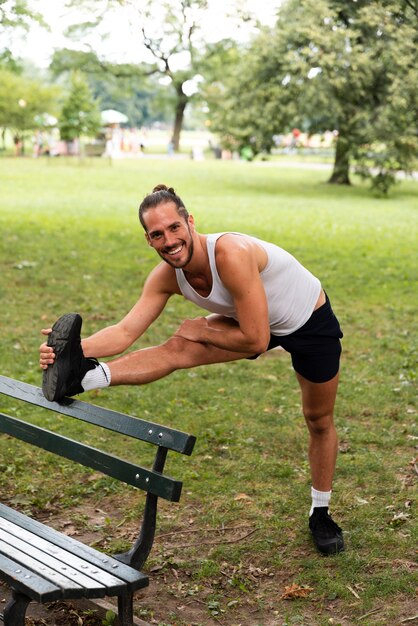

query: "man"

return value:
[39, 184, 344, 555]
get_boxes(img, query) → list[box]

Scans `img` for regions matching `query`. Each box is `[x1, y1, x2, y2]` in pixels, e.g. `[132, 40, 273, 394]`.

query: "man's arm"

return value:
[81, 263, 177, 357]
[39, 263, 178, 367]
[175, 236, 270, 354]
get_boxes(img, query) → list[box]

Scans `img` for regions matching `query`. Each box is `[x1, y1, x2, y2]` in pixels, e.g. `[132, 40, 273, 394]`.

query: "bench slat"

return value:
[0, 376, 196, 455]
[0, 528, 127, 596]
[0, 540, 90, 599]
[0, 413, 183, 501]
[0, 554, 62, 603]
[0, 519, 125, 591]
[0, 504, 148, 592]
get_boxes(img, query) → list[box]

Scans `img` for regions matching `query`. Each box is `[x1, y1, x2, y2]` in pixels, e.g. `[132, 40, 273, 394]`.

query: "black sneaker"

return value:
[309, 507, 344, 555]
[42, 312, 98, 402]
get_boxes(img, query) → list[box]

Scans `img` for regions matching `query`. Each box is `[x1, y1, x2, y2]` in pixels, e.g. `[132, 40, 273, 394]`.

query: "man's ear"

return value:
[188, 214, 195, 230]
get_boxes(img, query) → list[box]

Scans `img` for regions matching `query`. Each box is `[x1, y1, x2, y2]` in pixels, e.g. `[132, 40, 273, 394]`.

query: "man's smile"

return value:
[158, 238, 194, 268]
[165, 244, 184, 255]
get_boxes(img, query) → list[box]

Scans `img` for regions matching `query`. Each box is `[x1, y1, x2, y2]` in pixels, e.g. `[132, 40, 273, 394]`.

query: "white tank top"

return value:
[175, 233, 321, 336]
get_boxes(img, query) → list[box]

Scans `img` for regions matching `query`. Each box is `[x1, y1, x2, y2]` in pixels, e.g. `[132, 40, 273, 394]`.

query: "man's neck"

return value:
[182, 233, 212, 295]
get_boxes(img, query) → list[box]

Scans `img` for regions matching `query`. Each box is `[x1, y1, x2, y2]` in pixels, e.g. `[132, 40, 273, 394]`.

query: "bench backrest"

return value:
[0, 375, 196, 569]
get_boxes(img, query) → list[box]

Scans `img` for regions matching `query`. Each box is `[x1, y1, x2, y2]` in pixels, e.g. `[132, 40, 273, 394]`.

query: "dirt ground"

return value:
[1, 499, 416, 626]
[2, 574, 417, 626]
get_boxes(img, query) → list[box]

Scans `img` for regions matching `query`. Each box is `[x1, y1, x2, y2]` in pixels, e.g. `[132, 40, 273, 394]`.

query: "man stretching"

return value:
[39, 184, 344, 555]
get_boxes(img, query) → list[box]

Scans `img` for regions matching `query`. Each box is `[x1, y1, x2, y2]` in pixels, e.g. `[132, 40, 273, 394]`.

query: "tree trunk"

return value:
[328, 133, 351, 185]
[171, 88, 188, 152]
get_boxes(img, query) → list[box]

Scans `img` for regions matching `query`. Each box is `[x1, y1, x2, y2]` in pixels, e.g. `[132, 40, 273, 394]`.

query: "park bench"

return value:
[0, 375, 196, 626]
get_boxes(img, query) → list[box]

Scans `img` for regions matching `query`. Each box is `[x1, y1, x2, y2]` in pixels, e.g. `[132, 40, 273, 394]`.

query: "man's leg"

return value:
[296, 372, 339, 492]
[81, 314, 252, 392]
[108, 332, 248, 386]
[296, 372, 344, 554]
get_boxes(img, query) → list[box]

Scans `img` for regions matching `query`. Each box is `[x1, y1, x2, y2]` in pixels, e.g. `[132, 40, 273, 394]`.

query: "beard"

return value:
[159, 229, 194, 269]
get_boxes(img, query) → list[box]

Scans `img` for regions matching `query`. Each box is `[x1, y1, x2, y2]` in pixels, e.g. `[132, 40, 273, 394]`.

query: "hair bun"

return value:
[152, 184, 176, 195]
[139, 185, 187, 227]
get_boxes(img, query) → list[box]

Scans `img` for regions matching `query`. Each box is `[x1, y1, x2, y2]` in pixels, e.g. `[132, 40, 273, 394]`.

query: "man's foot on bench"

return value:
[309, 507, 344, 555]
[42, 312, 98, 402]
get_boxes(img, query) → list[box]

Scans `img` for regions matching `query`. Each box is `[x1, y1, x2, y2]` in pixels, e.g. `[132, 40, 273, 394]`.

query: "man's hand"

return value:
[174, 317, 209, 343]
[39, 328, 54, 369]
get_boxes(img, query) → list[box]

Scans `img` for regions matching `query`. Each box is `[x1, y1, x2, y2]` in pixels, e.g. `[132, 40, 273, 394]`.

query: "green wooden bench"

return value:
[0, 375, 196, 626]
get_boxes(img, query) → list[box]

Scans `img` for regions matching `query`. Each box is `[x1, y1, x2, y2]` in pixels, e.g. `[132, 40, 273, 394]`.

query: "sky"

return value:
[10, 0, 281, 69]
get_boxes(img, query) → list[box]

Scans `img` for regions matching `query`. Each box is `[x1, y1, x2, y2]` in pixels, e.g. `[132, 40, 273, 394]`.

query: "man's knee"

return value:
[304, 409, 335, 436]
[163, 335, 208, 369]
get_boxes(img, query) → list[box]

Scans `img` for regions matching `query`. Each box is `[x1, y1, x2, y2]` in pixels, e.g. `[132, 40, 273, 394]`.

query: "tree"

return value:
[53, 0, 244, 151]
[134, 0, 211, 150]
[0, 0, 42, 26]
[0, 0, 45, 65]
[208, 0, 418, 192]
[0, 48, 23, 73]
[59, 71, 101, 149]
[51, 48, 172, 128]
[0, 67, 59, 152]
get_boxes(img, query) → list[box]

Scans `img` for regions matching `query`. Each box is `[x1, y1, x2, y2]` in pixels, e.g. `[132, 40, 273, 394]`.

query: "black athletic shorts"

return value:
[249, 293, 343, 383]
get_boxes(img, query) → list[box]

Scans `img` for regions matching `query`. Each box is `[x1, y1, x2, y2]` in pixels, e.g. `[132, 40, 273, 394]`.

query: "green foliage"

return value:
[0, 0, 45, 31]
[0, 0, 47, 78]
[57, 0, 239, 149]
[102, 609, 116, 625]
[51, 48, 172, 128]
[208, 0, 418, 192]
[0, 48, 23, 73]
[59, 70, 101, 141]
[0, 67, 60, 131]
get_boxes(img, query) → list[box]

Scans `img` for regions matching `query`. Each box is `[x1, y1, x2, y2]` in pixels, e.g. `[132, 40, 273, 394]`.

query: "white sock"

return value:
[81, 362, 111, 391]
[310, 487, 331, 517]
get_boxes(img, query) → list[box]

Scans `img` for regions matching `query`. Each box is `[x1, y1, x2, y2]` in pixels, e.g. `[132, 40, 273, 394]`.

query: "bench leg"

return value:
[117, 592, 134, 626]
[2, 590, 31, 626]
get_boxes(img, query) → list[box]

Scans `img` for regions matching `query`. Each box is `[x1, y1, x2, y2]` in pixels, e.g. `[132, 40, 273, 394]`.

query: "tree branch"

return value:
[402, 0, 418, 19]
[141, 26, 173, 77]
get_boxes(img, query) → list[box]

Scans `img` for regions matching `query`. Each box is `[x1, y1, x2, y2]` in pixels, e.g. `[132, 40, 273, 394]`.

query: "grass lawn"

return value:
[0, 156, 416, 626]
